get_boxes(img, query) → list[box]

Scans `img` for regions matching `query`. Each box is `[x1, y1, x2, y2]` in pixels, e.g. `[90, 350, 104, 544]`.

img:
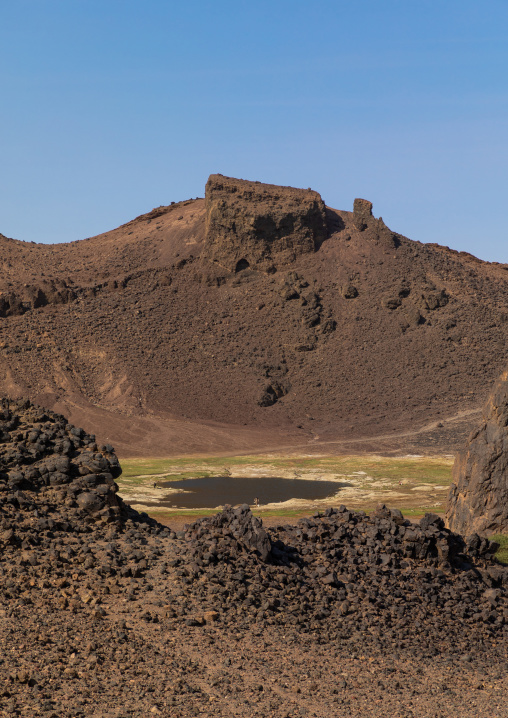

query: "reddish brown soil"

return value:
[1, 181, 508, 457]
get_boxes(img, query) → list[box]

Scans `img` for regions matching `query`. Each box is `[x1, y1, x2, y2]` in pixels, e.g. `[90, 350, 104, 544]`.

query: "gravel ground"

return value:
[2, 572, 507, 718]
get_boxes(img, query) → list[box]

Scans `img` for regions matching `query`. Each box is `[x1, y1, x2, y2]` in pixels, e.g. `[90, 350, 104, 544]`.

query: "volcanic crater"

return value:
[1, 175, 507, 456]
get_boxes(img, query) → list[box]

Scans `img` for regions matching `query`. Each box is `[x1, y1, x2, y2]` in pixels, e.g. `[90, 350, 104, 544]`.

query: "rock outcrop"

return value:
[0, 398, 165, 616]
[202, 174, 327, 271]
[186, 503, 272, 562]
[447, 370, 508, 535]
[352, 198, 374, 231]
[352, 197, 398, 248]
[0, 398, 128, 525]
[175, 503, 506, 642]
[0, 279, 77, 318]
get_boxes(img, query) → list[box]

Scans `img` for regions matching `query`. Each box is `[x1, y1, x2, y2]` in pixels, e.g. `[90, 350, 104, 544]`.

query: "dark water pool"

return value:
[157, 476, 349, 509]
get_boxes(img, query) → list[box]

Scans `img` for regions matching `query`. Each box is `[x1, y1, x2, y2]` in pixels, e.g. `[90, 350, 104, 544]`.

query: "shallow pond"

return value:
[157, 476, 349, 509]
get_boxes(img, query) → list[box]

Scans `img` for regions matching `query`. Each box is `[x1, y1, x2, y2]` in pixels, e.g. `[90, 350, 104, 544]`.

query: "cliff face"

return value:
[447, 370, 508, 535]
[202, 174, 328, 272]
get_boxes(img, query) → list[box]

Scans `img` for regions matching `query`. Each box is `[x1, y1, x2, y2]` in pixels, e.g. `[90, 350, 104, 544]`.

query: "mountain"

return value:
[1, 174, 507, 456]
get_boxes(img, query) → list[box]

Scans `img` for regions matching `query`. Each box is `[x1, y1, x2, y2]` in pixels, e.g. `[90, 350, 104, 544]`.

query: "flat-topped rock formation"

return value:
[447, 370, 508, 535]
[202, 174, 327, 271]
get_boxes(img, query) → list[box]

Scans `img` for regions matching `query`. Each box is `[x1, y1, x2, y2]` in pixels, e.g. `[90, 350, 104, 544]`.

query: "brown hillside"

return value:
[1, 175, 507, 456]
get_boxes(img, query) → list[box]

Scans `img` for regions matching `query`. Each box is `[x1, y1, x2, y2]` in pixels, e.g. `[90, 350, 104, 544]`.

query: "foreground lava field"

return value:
[1, 400, 507, 717]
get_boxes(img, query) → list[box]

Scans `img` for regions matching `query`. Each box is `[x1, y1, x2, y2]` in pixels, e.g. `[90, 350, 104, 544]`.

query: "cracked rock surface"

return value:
[447, 369, 508, 535]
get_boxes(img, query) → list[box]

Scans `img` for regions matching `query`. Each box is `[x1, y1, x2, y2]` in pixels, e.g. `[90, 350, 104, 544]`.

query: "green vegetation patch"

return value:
[491, 534, 508, 565]
[117, 453, 454, 519]
[120, 454, 453, 482]
[120, 459, 219, 481]
[392, 506, 444, 519]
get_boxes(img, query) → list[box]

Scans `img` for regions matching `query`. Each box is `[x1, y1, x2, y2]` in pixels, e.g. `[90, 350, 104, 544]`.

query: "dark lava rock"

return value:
[0, 398, 162, 600]
[340, 283, 359, 299]
[447, 369, 508, 535]
[0, 398, 125, 523]
[184, 503, 272, 562]
[202, 174, 327, 272]
[167, 502, 507, 652]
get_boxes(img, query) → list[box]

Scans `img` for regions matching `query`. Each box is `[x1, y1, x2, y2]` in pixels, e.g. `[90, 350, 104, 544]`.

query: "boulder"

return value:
[446, 370, 508, 535]
[185, 504, 272, 562]
[340, 283, 358, 299]
[77, 491, 104, 514]
[202, 174, 327, 272]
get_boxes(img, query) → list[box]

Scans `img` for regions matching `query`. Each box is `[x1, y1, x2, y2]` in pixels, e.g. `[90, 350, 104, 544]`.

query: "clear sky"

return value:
[1, 1, 507, 261]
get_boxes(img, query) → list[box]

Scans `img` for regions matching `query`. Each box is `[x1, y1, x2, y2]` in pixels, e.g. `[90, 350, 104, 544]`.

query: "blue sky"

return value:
[1, 1, 507, 261]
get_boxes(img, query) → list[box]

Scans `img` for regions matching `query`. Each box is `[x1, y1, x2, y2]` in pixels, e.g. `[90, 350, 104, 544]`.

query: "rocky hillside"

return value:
[1, 175, 508, 455]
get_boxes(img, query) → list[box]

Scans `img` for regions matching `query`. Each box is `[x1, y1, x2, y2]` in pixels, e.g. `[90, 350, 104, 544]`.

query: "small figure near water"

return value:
[253, 497, 259, 507]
